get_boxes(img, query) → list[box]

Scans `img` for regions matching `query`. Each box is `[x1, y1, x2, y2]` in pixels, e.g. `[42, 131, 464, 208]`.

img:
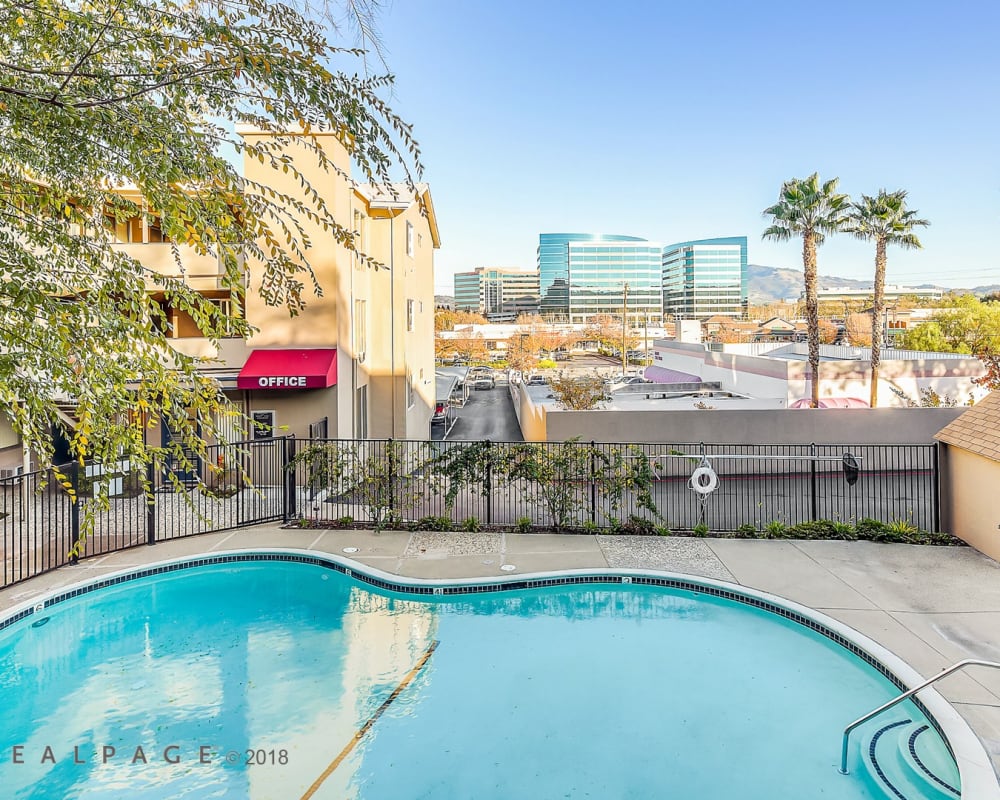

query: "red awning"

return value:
[237, 349, 337, 390]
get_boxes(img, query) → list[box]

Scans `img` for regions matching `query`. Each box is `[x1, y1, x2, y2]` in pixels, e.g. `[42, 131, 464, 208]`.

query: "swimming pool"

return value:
[0, 551, 990, 799]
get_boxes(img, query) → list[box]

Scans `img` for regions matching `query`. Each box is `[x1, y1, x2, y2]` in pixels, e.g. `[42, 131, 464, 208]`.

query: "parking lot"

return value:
[433, 380, 523, 442]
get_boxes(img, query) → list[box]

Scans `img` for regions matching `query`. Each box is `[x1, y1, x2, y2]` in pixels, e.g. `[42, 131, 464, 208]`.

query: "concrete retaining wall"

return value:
[542, 407, 965, 445]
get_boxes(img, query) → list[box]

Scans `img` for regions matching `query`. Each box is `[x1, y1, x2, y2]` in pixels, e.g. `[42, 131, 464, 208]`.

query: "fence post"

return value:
[485, 439, 493, 526]
[932, 441, 941, 533]
[69, 462, 81, 564]
[810, 443, 818, 521]
[284, 436, 297, 523]
[387, 438, 395, 521]
[146, 460, 156, 545]
[589, 441, 597, 524]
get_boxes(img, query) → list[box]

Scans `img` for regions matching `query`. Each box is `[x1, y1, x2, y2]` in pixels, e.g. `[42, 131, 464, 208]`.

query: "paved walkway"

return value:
[3, 526, 999, 776]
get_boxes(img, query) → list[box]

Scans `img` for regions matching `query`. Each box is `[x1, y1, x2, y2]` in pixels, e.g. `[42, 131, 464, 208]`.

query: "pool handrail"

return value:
[840, 658, 1000, 775]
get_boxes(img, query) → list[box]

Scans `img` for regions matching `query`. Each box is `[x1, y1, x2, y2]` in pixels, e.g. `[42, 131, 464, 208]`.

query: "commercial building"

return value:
[453, 267, 540, 319]
[538, 233, 663, 324]
[122, 129, 439, 446]
[662, 236, 747, 319]
[644, 339, 988, 408]
[815, 285, 944, 303]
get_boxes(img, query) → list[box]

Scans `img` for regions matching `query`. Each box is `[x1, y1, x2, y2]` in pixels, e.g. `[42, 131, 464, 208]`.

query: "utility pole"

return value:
[644, 313, 649, 365]
[621, 282, 629, 377]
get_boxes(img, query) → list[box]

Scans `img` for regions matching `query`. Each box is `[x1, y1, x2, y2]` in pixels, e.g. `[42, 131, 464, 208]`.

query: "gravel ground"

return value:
[597, 535, 735, 581]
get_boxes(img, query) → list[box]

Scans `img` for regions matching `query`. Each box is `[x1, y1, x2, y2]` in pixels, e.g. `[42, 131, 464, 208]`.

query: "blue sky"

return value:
[362, 0, 1000, 294]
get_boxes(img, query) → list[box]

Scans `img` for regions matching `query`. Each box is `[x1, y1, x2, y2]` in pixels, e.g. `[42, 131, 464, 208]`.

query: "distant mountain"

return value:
[746, 264, 963, 303]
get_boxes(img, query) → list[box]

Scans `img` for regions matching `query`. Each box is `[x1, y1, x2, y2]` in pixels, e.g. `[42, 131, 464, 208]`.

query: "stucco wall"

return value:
[939, 446, 1000, 561]
[542, 407, 964, 445]
[509, 382, 546, 442]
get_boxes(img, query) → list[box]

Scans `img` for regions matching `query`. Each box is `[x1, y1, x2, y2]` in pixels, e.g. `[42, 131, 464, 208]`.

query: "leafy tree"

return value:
[584, 314, 638, 354]
[845, 313, 873, 347]
[846, 190, 929, 406]
[763, 174, 850, 407]
[899, 296, 1000, 354]
[0, 0, 417, 495]
[548, 373, 608, 410]
[817, 319, 839, 344]
[434, 309, 487, 331]
[448, 332, 490, 363]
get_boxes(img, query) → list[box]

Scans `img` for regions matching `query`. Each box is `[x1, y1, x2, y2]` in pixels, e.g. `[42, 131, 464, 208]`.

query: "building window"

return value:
[354, 299, 367, 362]
[406, 299, 415, 332]
[406, 372, 415, 409]
[406, 221, 414, 257]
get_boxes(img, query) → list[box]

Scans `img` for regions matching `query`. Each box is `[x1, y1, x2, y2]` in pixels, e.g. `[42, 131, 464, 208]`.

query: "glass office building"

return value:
[662, 236, 747, 319]
[538, 233, 663, 324]
[453, 267, 540, 319]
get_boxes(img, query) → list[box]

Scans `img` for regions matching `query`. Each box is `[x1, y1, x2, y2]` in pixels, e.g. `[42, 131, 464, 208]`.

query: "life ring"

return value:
[690, 466, 718, 495]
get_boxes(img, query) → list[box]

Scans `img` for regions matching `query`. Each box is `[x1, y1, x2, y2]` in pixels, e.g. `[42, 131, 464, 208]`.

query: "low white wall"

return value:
[508, 381, 546, 441]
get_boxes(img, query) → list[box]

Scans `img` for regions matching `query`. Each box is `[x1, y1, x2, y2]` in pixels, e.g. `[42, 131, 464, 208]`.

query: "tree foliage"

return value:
[845, 312, 873, 346]
[434, 309, 487, 331]
[763, 174, 850, 407]
[898, 296, 1000, 355]
[0, 0, 417, 490]
[846, 189, 928, 406]
[548, 373, 608, 410]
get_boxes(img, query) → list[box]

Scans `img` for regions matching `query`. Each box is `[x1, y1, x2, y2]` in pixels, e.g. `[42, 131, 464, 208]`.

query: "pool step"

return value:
[865, 718, 961, 799]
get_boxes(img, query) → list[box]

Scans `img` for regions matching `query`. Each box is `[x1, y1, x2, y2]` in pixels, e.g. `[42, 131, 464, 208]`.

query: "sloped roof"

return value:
[758, 317, 796, 329]
[935, 392, 1000, 461]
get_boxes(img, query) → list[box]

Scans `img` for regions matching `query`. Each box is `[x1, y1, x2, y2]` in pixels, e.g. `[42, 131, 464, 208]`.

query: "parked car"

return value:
[432, 401, 449, 423]
[554, 351, 570, 361]
[473, 373, 495, 390]
[526, 374, 547, 386]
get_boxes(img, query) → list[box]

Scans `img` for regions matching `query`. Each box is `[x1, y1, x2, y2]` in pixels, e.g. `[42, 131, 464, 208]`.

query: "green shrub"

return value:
[786, 520, 853, 540]
[762, 520, 787, 539]
[655, 524, 672, 536]
[616, 515, 659, 535]
[537, 358, 557, 369]
[461, 516, 481, 533]
[886, 517, 918, 535]
[514, 516, 532, 534]
[410, 515, 453, 532]
[335, 515, 355, 527]
[691, 522, 710, 537]
[582, 520, 601, 534]
[734, 523, 757, 538]
[854, 518, 888, 540]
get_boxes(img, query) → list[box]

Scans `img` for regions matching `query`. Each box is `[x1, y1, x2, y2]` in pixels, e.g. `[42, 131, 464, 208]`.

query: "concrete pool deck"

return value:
[2, 525, 999, 779]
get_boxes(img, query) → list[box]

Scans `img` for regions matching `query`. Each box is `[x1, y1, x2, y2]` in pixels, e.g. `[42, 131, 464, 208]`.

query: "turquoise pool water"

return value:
[0, 559, 960, 799]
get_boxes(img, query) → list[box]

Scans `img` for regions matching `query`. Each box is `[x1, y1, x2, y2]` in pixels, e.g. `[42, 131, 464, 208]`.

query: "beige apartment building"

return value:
[0, 131, 440, 472]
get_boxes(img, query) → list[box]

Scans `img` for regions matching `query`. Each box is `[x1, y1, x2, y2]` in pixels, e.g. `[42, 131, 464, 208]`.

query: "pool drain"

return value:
[342, 547, 359, 554]
[500, 564, 516, 572]
[31, 617, 50, 628]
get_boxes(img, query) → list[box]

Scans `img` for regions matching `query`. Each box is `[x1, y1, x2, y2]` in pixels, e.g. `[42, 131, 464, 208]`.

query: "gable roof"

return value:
[758, 317, 796, 330]
[935, 392, 1000, 461]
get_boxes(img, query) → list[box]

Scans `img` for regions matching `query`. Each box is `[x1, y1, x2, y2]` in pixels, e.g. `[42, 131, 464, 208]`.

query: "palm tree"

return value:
[763, 174, 850, 407]
[847, 190, 929, 407]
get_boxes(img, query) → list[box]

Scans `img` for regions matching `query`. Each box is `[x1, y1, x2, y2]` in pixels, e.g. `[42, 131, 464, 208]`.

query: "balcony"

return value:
[112, 243, 228, 291]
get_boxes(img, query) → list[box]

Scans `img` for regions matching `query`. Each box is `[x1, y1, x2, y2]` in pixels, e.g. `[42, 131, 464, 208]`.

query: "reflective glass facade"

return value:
[454, 267, 540, 319]
[662, 236, 747, 319]
[538, 233, 663, 323]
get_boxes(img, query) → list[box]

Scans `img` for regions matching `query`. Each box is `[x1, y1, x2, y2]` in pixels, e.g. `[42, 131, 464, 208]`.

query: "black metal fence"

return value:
[288, 439, 939, 535]
[1, 437, 939, 590]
